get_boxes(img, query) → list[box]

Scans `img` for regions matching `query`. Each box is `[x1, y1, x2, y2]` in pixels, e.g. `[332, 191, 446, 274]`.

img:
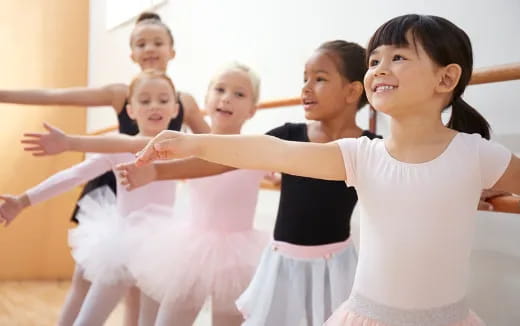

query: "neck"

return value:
[389, 111, 450, 146]
[316, 105, 362, 140]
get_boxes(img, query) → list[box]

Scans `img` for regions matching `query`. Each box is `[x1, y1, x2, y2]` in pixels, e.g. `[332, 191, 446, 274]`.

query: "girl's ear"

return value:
[345, 81, 364, 105]
[169, 48, 176, 61]
[436, 64, 462, 94]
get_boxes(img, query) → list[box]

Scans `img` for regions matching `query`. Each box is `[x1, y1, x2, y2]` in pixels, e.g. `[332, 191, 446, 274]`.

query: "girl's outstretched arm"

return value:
[22, 123, 149, 156]
[116, 158, 234, 190]
[0, 154, 113, 226]
[136, 131, 347, 181]
[179, 93, 210, 134]
[0, 84, 128, 113]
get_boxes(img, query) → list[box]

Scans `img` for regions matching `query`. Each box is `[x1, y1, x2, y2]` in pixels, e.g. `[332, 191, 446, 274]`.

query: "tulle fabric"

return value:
[69, 186, 173, 285]
[128, 218, 268, 313]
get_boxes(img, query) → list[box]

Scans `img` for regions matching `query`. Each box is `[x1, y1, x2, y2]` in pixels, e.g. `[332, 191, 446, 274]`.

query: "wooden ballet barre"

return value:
[88, 62, 520, 137]
[470, 62, 520, 85]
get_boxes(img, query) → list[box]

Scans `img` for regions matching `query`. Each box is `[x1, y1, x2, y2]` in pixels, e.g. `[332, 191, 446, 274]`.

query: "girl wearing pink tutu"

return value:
[117, 41, 380, 326]
[0, 70, 180, 326]
[127, 63, 269, 326]
[135, 14, 520, 326]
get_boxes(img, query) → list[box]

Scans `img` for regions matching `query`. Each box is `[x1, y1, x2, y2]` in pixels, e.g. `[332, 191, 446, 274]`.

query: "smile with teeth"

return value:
[374, 85, 397, 92]
[148, 113, 163, 121]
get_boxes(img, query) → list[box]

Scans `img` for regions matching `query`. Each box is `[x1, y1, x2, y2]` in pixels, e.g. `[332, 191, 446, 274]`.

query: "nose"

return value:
[221, 91, 232, 103]
[372, 60, 389, 77]
[302, 79, 312, 94]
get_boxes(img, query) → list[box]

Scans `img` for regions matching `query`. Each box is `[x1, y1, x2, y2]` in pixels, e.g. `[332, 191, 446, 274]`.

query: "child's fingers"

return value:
[21, 139, 42, 145]
[23, 146, 44, 151]
[23, 133, 44, 138]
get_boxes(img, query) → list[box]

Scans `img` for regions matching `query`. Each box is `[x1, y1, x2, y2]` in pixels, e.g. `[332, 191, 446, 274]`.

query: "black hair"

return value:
[132, 12, 174, 47]
[367, 14, 490, 139]
[318, 40, 368, 110]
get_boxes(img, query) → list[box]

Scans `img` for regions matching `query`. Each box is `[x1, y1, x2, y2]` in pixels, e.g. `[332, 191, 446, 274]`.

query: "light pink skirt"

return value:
[325, 292, 485, 326]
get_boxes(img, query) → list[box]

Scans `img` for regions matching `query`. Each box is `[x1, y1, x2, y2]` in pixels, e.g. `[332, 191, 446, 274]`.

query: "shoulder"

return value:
[266, 122, 306, 140]
[104, 83, 128, 113]
[178, 92, 199, 112]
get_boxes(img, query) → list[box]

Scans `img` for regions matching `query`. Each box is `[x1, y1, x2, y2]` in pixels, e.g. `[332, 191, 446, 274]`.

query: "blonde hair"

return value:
[209, 62, 261, 104]
[128, 70, 177, 101]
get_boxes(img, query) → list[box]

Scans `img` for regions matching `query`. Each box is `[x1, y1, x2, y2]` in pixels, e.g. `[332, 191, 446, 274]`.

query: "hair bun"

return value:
[136, 12, 161, 24]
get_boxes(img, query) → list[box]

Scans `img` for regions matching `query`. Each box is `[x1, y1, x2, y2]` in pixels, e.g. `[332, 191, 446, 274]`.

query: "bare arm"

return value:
[0, 84, 128, 113]
[116, 158, 234, 190]
[136, 131, 347, 181]
[65, 134, 150, 153]
[179, 93, 210, 134]
[492, 155, 520, 195]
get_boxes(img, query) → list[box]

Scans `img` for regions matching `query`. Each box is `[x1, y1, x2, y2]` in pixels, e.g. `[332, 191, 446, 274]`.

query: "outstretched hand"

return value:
[135, 130, 193, 167]
[116, 162, 157, 191]
[0, 195, 27, 227]
[21, 123, 69, 156]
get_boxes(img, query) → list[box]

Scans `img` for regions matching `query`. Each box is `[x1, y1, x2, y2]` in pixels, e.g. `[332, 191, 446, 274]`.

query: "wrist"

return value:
[17, 194, 30, 209]
[190, 134, 206, 158]
[64, 134, 77, 152]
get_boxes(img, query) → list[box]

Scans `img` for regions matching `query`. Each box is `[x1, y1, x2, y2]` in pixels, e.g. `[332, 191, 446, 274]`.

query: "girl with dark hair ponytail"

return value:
[132, 14, 519, 326]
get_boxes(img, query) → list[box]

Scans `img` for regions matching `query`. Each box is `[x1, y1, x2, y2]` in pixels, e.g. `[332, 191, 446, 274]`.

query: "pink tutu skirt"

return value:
[325, 292, 485, 326]
[128, 220, 269, 312]
[69, 186, 173, 285]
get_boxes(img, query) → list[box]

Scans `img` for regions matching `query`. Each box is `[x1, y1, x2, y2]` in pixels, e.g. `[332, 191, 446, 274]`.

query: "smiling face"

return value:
[130, 24, 175, 71]
[127, 76, 179, 136]
[365, 32, 443, 117]
[205, 69, 257, 134]
[302, 50, 354, 121]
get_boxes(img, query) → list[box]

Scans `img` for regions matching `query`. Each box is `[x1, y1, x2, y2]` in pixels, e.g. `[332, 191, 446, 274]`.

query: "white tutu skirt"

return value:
[127, 220, 269, 312]
[236, 240, 358, 326]
[69, 186, 173, 285]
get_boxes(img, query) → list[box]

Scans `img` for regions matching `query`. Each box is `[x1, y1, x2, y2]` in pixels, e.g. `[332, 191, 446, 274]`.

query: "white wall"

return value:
[88, 0, 520, 324]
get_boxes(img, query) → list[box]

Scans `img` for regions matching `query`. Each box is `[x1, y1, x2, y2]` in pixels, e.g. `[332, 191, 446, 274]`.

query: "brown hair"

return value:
[131, 12, 174, 47]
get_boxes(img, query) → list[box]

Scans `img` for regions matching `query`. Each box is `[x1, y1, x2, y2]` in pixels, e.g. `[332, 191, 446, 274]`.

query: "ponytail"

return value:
[447, 97, 490, 139]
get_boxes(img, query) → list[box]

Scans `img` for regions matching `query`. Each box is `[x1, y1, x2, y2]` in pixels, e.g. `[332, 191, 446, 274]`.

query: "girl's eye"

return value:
[368, 59, 379, 67]
[137, 43, 145, 48]
[303, 78, 308, 83]
[140, 99, 151, 105]
[235, 92, 245, 98]
[160, 99, 169, 104]
[393, 54, 406, 61]
[215, 87, 225, 93]
[316, 77, 326, 82]
[155, 42, 163, 47]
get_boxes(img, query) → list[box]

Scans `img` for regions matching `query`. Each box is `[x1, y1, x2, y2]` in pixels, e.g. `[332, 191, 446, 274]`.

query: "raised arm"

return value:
[136, 131, 347, 181]
[22, 123, 149, 156]
[179, 93, 210, 134]
[0, 154, 113, 226]
[0, 84, 128, 113]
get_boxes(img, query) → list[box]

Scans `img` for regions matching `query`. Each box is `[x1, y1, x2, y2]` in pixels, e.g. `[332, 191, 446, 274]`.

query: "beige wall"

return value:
[0, 0, 89, 280]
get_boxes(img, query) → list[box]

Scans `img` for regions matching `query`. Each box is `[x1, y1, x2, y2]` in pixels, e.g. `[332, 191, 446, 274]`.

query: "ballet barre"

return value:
[88, 62, 520, 214]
